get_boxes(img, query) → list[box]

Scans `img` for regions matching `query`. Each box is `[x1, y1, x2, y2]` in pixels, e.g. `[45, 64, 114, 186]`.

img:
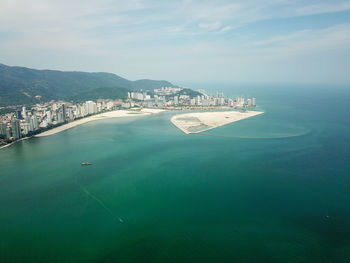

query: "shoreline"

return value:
[0, 108, 165, 150]
[36, 108, 165, 137]
[0, 136, 31, 150]
[171, 110, 264, 134]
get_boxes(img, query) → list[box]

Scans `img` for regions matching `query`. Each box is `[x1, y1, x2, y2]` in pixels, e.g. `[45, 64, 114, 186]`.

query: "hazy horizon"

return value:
[1, 0, 350, 85]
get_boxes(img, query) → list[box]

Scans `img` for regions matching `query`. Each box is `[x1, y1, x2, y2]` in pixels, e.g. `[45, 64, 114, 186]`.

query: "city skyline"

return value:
[1, 0, 350, 85]
[0, 87, 256, 146]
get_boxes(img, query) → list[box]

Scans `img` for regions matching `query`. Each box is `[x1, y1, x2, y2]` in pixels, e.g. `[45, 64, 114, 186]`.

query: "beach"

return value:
[171, 110, 264, 134]
[36, 108, 165, 137]
[0, 137, 31, 150]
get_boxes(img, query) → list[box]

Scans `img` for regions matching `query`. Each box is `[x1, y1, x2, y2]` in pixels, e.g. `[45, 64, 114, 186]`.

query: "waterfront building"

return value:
[97, 103, 102, 113]
[46, 111, 52, 123]
[57, 111, 64, 123]
[81, 104, 87, 116]
[122, 102, 131, 108]
[228, 98, 234, 107]
[236, 97, 245, 107]
[11, 120, 21, 139]
[22, 123, 31, 135]
[30, 115, 39, 130]
[39, 120, 48, 128]
[106, 101, 114, 110]
[202, 99, 209, 106]
[247, 98, 252, 107]
[0, 122, 7, 135]
[62, 104, 67, 121]
[174, 96, 179, 105]
[195, 96, 201, 105]
[5, 127, 11, 139]
[86, 101, 97, 115]
[68, 109, 74, 120]
[28, 120, 34, 132]
[252, 97, 256, 106]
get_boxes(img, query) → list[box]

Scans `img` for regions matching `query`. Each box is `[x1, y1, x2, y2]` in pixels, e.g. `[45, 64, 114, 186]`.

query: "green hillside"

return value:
[0, 64, 181, 106]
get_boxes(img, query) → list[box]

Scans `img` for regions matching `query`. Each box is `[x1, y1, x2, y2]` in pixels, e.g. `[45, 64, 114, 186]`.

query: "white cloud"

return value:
[0, 0, 350, 83]
[295, 1, 350, 16]
[198, 21, 222, 31]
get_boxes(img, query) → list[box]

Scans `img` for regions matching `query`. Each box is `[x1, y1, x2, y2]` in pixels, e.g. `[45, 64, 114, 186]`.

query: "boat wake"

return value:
[75, 178, 124, 223]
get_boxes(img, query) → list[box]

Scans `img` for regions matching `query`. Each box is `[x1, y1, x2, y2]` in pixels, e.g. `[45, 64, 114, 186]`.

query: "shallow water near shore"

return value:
[0, 85, 350, 262]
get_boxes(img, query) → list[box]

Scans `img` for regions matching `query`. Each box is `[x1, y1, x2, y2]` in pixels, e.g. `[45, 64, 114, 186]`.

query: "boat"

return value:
[81, 162, 93, 165]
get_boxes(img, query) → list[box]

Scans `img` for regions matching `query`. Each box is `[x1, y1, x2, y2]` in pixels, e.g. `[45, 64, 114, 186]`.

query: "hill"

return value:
[0, 64, 181, 106]
[70, 86, 130, 102]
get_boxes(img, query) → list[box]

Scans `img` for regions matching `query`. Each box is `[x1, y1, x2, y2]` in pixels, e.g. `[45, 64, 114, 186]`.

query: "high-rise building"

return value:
[68, 109, 74, 120]
[57, 111, 64, 123]
[97, 103, 102, 113]
[0, 122, 7, 135]
[252, 97, 256, 106]
[16, 109, 22, 120]
[61, 104, 67, 121]
[247, 98, 252, 107]
[11, 120, 21, 139]
[85, 101, 97, 115]
[30, 115, 39, 130]
[174, 96, 179, 105]
[46, 111, 52, 123]
[22, 123, 30, 135]
[106, 101, 114, 110]
[5, 127, 11, 139]
[228, 98, 234, 107]
[22, 106, 27, 119]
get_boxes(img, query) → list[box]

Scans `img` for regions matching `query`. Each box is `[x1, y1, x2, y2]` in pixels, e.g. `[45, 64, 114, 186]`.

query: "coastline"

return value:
[0, 108, 164, 150]
[36, 108, 165, 137]
[171, 110, 264, 134]
[0, 136, 31, 150]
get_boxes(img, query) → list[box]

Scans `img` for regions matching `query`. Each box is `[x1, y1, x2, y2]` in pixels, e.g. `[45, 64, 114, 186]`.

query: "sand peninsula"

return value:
[36, 108, 165, 137]
[171, 110, 264, 134]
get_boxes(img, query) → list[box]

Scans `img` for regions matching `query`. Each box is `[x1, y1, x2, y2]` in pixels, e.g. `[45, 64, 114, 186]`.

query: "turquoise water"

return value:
[0, 86, 350, 262]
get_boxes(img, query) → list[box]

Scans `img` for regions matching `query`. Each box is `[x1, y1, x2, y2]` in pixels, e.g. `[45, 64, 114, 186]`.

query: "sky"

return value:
[0, 0, 350, 84]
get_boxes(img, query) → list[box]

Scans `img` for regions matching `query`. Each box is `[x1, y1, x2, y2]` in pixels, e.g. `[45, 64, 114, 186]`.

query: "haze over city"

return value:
[1, 0, 350, 84]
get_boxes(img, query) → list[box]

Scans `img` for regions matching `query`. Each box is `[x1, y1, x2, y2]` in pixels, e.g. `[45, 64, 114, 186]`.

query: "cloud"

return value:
[0, 0, 349, 83]
[295, 1, 350, 16]
[198, 21, 222, 31]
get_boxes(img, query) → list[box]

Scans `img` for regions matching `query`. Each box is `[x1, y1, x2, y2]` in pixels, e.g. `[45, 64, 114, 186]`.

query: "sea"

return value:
[0, 84, 349, 263]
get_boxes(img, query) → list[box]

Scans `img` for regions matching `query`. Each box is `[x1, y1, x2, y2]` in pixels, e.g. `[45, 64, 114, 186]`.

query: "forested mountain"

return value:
[0, 64, 181, 106]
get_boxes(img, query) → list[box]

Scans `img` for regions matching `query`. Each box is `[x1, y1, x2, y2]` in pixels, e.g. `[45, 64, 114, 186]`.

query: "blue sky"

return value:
[0, 0, 350, 84]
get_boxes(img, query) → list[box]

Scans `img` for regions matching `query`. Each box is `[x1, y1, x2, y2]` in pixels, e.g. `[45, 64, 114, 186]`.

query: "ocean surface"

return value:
[0, 85, 350, 263]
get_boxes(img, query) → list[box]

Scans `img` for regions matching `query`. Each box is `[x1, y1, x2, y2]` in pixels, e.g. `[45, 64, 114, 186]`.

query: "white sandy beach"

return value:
[171, 110, 264, 134]
[36, 108, 165, 137]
